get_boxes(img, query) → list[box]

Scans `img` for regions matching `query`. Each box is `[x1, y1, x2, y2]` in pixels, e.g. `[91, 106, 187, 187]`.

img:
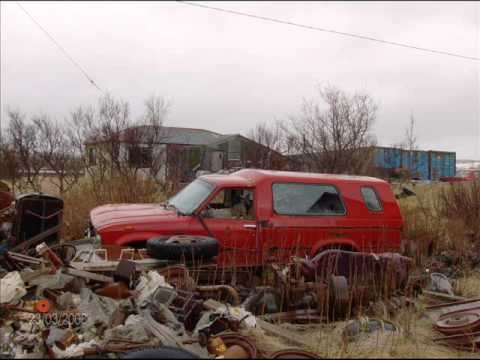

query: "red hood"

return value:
[90, 203, 178, 230]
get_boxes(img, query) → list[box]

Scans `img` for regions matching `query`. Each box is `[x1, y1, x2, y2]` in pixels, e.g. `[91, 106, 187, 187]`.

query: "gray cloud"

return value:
[1, 1, 479, 158]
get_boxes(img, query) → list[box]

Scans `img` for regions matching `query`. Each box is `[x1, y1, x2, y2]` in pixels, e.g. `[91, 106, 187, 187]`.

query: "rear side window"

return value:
[272, 183, 346, 216]
[361, 187, 383, 212]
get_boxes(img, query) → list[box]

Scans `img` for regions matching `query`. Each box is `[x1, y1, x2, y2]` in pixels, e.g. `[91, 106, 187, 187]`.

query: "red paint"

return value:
[90, 170, 404, 267]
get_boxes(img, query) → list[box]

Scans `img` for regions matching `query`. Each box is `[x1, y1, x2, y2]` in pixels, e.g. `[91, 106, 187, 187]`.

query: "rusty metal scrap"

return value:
[261, 309, 324, 324]
[95, 282, 137, 299]
[113, 260, 136, 288]
[310, 250, 411, 296]
[54, 329, 79, 350]
[196, 285, 241, 306]
[269, 349, 321, 359]
[433, 331, 480, 351]
[435, 309, 480, 335]
[219, 333, 258, 359]
[427, 298, 480, 351]
[36, 242, 65, 271]
[0, 229, 424, 359]
[169, 289, 204, 332]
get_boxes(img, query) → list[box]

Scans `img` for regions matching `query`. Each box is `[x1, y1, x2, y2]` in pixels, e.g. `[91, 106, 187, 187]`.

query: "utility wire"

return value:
[16, 1, 103, 92]
[178, 1, 480, 62]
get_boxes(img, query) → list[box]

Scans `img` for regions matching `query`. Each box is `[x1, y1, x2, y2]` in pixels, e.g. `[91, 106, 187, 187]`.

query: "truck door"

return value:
[198, 187, 260, 267]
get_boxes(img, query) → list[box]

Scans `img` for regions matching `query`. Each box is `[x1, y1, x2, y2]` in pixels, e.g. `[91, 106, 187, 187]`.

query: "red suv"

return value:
[89, 169, 403, 266]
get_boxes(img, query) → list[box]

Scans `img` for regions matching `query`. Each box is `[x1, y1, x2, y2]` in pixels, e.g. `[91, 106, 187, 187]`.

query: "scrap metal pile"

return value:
[0, 234, 422, 359]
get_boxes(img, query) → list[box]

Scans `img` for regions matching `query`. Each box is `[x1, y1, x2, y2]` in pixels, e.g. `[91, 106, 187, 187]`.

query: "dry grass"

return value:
[394, 181, 480, 267]
[61, 176, 168, 240]
[4, 174, 169, 241]
[454, 271, 480, 298]
[249, 295, 477, 358]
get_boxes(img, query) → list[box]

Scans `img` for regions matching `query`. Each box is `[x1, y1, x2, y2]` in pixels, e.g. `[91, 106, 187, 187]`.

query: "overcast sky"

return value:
[1, 1, 479, 159]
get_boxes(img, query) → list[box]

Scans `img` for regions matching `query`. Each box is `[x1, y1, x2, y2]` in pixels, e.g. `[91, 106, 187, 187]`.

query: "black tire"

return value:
[146, 235, 219, 261]
[121, 346, 199, 359]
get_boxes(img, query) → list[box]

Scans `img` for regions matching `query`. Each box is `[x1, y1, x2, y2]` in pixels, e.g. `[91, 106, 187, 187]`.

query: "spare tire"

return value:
[146, 235, 219, 261]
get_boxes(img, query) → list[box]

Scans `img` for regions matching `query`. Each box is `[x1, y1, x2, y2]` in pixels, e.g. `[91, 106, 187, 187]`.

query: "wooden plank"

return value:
[64, 268, 114, 283]
[203, 299, 316, 350]
[69, 258, 171, 272]
[70, 261, 118, 272]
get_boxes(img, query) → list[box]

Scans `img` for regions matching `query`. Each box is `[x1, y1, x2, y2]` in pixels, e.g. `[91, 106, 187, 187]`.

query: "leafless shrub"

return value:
[281, 84, 377, 175]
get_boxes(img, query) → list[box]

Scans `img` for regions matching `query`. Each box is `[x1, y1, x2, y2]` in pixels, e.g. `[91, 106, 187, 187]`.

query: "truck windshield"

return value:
[167, 179, 215, 215]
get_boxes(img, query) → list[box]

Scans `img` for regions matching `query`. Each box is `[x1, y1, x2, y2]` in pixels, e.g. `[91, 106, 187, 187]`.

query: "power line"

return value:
[15, 1, 103, 92]
[177, 1, 480, 62]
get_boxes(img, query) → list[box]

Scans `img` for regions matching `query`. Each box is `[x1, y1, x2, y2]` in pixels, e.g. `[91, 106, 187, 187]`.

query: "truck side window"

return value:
[272, 183, 346, 216]
[203, 188, 254, 220]
[361, 187, 383, 212]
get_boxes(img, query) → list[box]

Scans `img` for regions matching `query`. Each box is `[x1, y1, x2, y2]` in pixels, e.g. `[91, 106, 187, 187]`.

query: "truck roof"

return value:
[199, 169, 387, 187]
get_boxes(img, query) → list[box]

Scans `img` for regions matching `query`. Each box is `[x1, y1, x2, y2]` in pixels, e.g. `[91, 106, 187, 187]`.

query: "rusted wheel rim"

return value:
[220, 333, 257, 358]
[436, 311, 480, 334]
[270, 349, 321, 359]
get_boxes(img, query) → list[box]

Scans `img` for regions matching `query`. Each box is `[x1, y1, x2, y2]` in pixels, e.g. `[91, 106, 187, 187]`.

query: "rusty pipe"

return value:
[196, 285, 240, 306]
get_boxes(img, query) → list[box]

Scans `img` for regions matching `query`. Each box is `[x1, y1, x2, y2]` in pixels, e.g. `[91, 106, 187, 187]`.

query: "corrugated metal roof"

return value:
[159, 126, 224, 145]
[114, 125, 225, 145]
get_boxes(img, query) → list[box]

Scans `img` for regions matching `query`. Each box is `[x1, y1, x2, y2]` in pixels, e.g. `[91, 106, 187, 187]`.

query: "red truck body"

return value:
[89, 169, 404, 267]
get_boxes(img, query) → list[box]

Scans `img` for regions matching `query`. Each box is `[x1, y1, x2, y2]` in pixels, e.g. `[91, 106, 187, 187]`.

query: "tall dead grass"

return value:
[61, 176, 169, 240]
[397, 180, 480, 266]
[439, 180, 480, 242]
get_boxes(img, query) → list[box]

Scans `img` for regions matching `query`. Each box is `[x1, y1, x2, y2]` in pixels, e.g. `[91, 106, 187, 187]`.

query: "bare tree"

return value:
[246, 121, 286, 169]
[389, 113, 419, 180]
[33, 115, 83, 195]
[68, 93, 170, 201]
[404, 113, 418, 153]
[282, 84, 377, 174]
[403, 113, 419, 175]
[0, 141, 21, 192]
[6, 110, 44, 191]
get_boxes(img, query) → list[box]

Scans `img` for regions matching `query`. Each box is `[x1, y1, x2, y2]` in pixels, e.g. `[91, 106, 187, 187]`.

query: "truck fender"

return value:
[116, 232, 161, 246]
[310, 238, 359, 257]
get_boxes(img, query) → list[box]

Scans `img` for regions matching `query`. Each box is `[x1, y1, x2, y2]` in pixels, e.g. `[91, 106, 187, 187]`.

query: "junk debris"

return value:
[0, 227, 434, 358]
[426, 297, 480, 351]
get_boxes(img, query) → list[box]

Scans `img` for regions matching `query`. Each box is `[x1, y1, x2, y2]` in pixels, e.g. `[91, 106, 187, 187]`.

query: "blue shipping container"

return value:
[373, 147, 455, 180]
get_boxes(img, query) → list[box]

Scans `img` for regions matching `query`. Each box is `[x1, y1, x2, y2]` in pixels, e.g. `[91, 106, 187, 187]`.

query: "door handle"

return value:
[243, 224, 257, 229]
